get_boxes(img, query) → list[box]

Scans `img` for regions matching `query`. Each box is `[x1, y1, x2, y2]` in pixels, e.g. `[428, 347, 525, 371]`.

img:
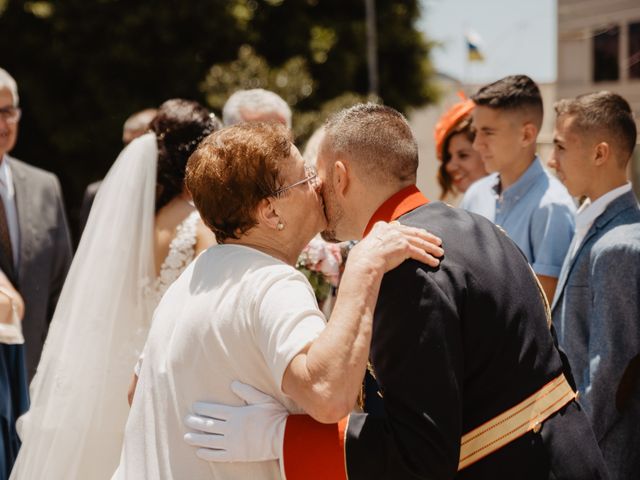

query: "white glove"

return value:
[184, 380, 288, 463]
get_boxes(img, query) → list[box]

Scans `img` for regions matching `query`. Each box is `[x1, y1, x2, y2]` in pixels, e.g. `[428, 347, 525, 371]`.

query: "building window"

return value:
[629, 22, 640, 79]
[593, 25, 620, 82]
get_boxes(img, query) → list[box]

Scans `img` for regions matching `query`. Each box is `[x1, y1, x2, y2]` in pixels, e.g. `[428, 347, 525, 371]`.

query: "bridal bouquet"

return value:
[296, 236, 346, 303]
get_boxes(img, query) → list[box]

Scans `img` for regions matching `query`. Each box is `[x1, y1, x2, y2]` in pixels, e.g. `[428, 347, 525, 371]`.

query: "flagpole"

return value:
[463, 25, 470, 94]
[464, 28, 485, 93]
[463, 30, 469, 92]
[365, 0, 379, 100]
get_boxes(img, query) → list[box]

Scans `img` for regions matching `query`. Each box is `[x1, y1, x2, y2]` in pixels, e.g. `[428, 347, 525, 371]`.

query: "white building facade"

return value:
[557, 0, 640, 191]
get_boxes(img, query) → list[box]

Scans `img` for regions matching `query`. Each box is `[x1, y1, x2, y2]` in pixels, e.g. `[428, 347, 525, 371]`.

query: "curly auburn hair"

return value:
[185, 122, 293, 242]
[150, 99, 221, 212]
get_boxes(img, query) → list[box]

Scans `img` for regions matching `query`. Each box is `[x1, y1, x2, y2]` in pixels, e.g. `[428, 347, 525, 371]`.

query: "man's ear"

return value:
[334, 159, 350, 198]
[522, 122, 539, 147]
[593, 142, 610, 167]
[256, 197, 281, 230]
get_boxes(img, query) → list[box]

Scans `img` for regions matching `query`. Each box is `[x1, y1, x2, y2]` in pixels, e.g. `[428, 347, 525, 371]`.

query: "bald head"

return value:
[322, 103, 418, 186]
[123, 108, 158, 145]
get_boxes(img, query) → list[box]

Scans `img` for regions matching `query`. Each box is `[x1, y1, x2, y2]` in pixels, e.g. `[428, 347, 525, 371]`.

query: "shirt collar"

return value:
[363, 185, 429, 237]
[492, 156, 544, 201]
[0, 155, 13, 196]
[576, 183, 632, 231]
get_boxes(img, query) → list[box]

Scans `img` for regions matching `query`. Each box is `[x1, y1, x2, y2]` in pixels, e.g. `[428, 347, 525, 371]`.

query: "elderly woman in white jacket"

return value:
[114, 122, 443, 479]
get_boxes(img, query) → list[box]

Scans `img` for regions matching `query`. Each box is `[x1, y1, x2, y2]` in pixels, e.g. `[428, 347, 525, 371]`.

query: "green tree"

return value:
[201, 0, 437, 142]
[247, 0, 438, 111]
[0, 0, 437, 238]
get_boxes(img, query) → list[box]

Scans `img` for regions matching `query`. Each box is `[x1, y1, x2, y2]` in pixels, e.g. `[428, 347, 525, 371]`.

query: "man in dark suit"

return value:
[0, 67, 71, 477]
[0, 69, 73, 380]
[5, 159, 72, 379]
[184, 104, 608, 478]
[0, 68, 69, 476]
[549, 91, 640, 480]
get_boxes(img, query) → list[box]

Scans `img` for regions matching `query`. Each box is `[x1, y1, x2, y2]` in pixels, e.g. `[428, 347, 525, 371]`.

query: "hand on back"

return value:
[349, 221, 443, 276]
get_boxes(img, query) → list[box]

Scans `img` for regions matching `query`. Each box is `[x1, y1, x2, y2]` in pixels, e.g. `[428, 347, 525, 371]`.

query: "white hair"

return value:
[0, 68, 19, 106]
[222, 88, 292, 128]
[302, 125, 326, 166]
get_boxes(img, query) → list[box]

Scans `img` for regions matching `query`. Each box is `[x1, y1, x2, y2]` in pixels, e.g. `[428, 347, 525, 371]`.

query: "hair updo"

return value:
[150, 99, 222, 212]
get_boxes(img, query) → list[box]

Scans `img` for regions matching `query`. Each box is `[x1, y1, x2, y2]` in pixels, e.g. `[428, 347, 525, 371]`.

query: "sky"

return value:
[418, 0, 557, 85]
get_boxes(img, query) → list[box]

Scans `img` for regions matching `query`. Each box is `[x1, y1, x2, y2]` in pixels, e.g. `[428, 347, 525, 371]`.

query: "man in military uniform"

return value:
[184, 104, 607, 478]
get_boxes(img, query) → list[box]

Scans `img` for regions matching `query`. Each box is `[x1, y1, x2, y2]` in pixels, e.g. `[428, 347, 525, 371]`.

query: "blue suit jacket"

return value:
[552, 190, 640, 480]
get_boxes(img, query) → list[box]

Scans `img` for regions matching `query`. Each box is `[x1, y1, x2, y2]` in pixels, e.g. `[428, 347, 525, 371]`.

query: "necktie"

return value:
[0, 196, 15, 280]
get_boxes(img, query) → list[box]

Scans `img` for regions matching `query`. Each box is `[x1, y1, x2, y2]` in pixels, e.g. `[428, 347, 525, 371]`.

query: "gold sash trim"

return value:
[458, 373, 576, 471]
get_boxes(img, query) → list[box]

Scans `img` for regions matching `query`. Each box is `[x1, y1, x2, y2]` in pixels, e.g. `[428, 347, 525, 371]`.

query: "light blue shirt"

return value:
[460, 157, 575, 278]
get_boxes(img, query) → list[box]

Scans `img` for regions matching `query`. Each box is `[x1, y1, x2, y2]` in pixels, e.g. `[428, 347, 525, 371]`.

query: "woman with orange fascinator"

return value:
[434, 93, 487, 200]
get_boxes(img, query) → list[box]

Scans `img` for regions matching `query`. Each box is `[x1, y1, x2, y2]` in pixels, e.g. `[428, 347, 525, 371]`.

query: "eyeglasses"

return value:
[271, 166, 319, 197]
[0, 107, 21, 124]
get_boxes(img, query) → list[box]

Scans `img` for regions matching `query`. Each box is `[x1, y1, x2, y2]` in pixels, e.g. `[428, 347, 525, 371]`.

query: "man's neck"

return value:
[498, 153, 536, 191]
[355, 183, 431, 241]
[586, 172, 629, 203]
[355, 182, 415, 238]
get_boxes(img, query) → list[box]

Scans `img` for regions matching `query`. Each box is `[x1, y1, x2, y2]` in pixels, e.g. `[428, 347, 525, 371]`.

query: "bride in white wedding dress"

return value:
[10, 99, 220, 480]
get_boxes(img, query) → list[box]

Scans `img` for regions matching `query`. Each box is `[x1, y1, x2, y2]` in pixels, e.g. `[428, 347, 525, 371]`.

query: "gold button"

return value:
[532, 422, 542, 434]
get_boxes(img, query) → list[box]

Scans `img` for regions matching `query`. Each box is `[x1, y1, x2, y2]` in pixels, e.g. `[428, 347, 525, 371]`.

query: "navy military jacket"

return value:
[283, 197, 608, 480]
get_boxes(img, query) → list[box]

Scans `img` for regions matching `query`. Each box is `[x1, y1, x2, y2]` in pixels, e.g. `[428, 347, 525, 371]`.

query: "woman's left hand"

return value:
[350, 221, 444, 275]
[0, 270, 24, 324]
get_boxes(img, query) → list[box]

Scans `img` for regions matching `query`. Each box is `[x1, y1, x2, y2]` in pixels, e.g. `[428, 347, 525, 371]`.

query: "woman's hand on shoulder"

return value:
[350, 221, 444, 277]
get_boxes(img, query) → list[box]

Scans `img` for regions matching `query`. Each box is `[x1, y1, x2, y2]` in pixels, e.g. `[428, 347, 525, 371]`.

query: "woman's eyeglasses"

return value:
[271, 166, 319, 197]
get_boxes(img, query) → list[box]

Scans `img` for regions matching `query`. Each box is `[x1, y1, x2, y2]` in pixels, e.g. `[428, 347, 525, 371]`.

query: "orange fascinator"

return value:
[434, 92, 475, 161]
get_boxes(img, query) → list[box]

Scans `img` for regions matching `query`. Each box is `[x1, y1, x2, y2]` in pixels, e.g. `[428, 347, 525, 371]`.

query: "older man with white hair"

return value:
[0, 68, 72, 381]
[0, 67, 73, 477]
[222, 88, 292, 128]
[0, 69, 74, 478]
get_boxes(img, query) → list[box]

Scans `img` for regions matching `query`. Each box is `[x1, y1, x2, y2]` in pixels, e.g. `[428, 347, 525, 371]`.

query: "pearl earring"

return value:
[277, 221, 284, 231]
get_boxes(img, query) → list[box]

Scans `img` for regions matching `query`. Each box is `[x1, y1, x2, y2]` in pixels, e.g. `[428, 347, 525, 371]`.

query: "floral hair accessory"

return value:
[434, 92, 475, 161]
[157, 113, 221, 152]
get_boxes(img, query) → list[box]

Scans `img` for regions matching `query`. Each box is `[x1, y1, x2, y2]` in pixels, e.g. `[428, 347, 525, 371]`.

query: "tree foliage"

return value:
[0, 0, 437, 235]
[201, 45, 314, 112]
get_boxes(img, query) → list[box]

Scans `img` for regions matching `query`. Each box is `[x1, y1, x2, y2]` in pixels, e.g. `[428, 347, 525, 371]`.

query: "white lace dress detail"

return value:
[146, 210, 200, 307]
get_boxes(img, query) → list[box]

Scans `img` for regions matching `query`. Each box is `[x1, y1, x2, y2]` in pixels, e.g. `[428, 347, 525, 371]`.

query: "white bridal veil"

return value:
[11, 133, 158, 479]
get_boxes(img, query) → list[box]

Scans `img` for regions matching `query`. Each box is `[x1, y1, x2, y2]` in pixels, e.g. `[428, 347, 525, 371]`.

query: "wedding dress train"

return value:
[10, 134, 201, 480]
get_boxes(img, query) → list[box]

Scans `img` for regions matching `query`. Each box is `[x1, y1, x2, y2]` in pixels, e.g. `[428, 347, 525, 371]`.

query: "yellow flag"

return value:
[466, 30, 485, 62]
